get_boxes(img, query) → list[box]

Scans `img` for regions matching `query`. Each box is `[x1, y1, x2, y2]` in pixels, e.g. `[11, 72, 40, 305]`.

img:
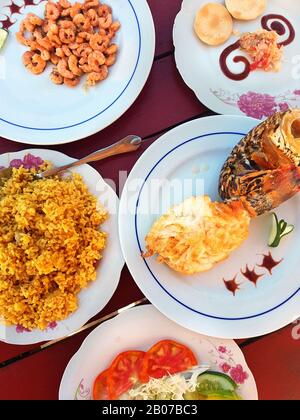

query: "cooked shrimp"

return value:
[73, 49, 82, 58]
[98, 27, 106, 37]
[105, 43, 118, 55]
[59, 28, 76, 44]
[78, 57, 87, 66]
[69, 42, 80, 50]
[88, 50, 105, 71]
[76, 42, 90, 54]
[107, 23, 120, 40]
[83, 0, 99, 10]
[89, 33, 106, 50]
[70, 2, 82, 18]
[45, 2, 61, 21]
[56, 47, 65, 58]
[99, 13, 112, 29]
[58, 20, 76, 30]
[37, 37, 53, 50]
[75, 36, 84, 44]
[27, 13, 43, 27]
[47, 23, 61, 45]
[73, 13, 85, 27]
[86, 8, 98, 26]
[48, 22, 59, 35]
[68, 54, 83, 76]
[86, 66, 108, 86]
[110, 21, 121, 33]
[61, 8, 71, 17]
[48, 33, 61, 46]
[16, 30, 30, 46]
[62, 45, 72, 56]
[64, 75, 80, 87]
[78, 31, 92, 41]
[50, 53, 60, 65]
[50, 67, 63, 84]
[97, 4, 111, 17]
[17, 0, 119, 87]
[23, 51, 47, 75]
[33, 28, 43, 40]
[57, 57, 74, 78]
[105, 53, 116, 67]
[59, 0, 71, 8]
[79, 63, 91, 72]
[27, 40, 51, 61]
[42, 20, 50, 33]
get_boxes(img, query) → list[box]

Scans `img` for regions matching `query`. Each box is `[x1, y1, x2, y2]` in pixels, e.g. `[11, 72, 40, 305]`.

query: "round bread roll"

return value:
[225, 0, 266, 21]
[194, 3, 233, 46]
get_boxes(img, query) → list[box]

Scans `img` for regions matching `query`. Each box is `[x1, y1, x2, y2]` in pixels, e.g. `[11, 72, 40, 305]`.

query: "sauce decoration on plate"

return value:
[219, 14, 295, 81]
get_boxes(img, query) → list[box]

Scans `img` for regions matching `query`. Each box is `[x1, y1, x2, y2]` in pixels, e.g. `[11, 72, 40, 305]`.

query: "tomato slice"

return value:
[139, 340, 198, 383]
[93, 369, 111, 400]
[107, 351, 145, 399]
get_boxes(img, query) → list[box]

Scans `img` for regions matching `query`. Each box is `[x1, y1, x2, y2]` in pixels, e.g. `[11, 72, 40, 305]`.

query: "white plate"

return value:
[173, 0, 300, 119]
[119, 115, 300, 339]
[59, 304, 258, 400]
[0, 0, 155, 144]
[0, 149, 124, 344]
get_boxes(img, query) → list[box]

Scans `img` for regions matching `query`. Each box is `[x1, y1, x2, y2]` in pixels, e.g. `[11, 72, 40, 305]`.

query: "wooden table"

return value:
[1, 0, 300, 400]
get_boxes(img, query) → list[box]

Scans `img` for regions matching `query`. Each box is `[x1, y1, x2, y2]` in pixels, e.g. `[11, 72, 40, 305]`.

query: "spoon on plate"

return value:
[38, 135, 141, 178]
[0, 135, 142, 182]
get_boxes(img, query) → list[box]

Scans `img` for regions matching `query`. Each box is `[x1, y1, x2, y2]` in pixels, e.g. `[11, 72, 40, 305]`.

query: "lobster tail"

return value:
[232, 165, 300, 217]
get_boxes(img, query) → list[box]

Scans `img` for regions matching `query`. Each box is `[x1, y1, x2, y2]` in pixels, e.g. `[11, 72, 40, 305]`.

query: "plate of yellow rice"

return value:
[0, 149, 124, 345]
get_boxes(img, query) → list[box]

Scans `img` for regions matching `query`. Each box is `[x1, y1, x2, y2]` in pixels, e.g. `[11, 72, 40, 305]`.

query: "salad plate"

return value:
[59, 304, 258, 400]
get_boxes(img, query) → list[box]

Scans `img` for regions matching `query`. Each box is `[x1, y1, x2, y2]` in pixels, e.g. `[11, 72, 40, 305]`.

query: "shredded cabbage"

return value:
[127, 368, 208, 401]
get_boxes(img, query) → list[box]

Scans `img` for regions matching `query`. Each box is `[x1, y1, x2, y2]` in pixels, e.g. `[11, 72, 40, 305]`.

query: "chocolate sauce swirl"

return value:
[219, 41, 251, 81]
[261, 14, 295, 46]
[219, 14, 296, 81]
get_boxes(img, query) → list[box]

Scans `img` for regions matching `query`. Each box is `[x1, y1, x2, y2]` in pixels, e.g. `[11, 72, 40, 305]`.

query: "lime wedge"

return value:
[0, 29, 8, 51]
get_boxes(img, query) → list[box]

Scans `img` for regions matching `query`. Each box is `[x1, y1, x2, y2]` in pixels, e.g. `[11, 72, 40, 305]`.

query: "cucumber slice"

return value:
[184, 372, 242, 401]
[196, 371, 237, 394]
[268, 213, 294, 248]
[268, 213, 279, 247]
[279, 220, 287, 233]
[0, 29, 8, 51]
[281, 225, 294, 237]
[184, 390, 242, 400]
[205, 392, 242, 400]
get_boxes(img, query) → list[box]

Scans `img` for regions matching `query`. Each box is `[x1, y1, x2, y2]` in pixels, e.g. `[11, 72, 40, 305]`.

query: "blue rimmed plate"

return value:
[119, 115, 300, 339]
[0, 0, 155, 144]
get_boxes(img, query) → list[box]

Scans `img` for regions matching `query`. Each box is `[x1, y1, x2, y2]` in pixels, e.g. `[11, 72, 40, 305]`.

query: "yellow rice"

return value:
[0, 166, 107, 330]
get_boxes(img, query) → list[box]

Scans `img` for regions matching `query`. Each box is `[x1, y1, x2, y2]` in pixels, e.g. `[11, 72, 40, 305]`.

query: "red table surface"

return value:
[0, 0, 300, 400]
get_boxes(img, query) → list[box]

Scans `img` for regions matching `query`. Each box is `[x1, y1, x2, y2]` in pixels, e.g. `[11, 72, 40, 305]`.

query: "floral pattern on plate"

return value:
[211, 89, 300, 119]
